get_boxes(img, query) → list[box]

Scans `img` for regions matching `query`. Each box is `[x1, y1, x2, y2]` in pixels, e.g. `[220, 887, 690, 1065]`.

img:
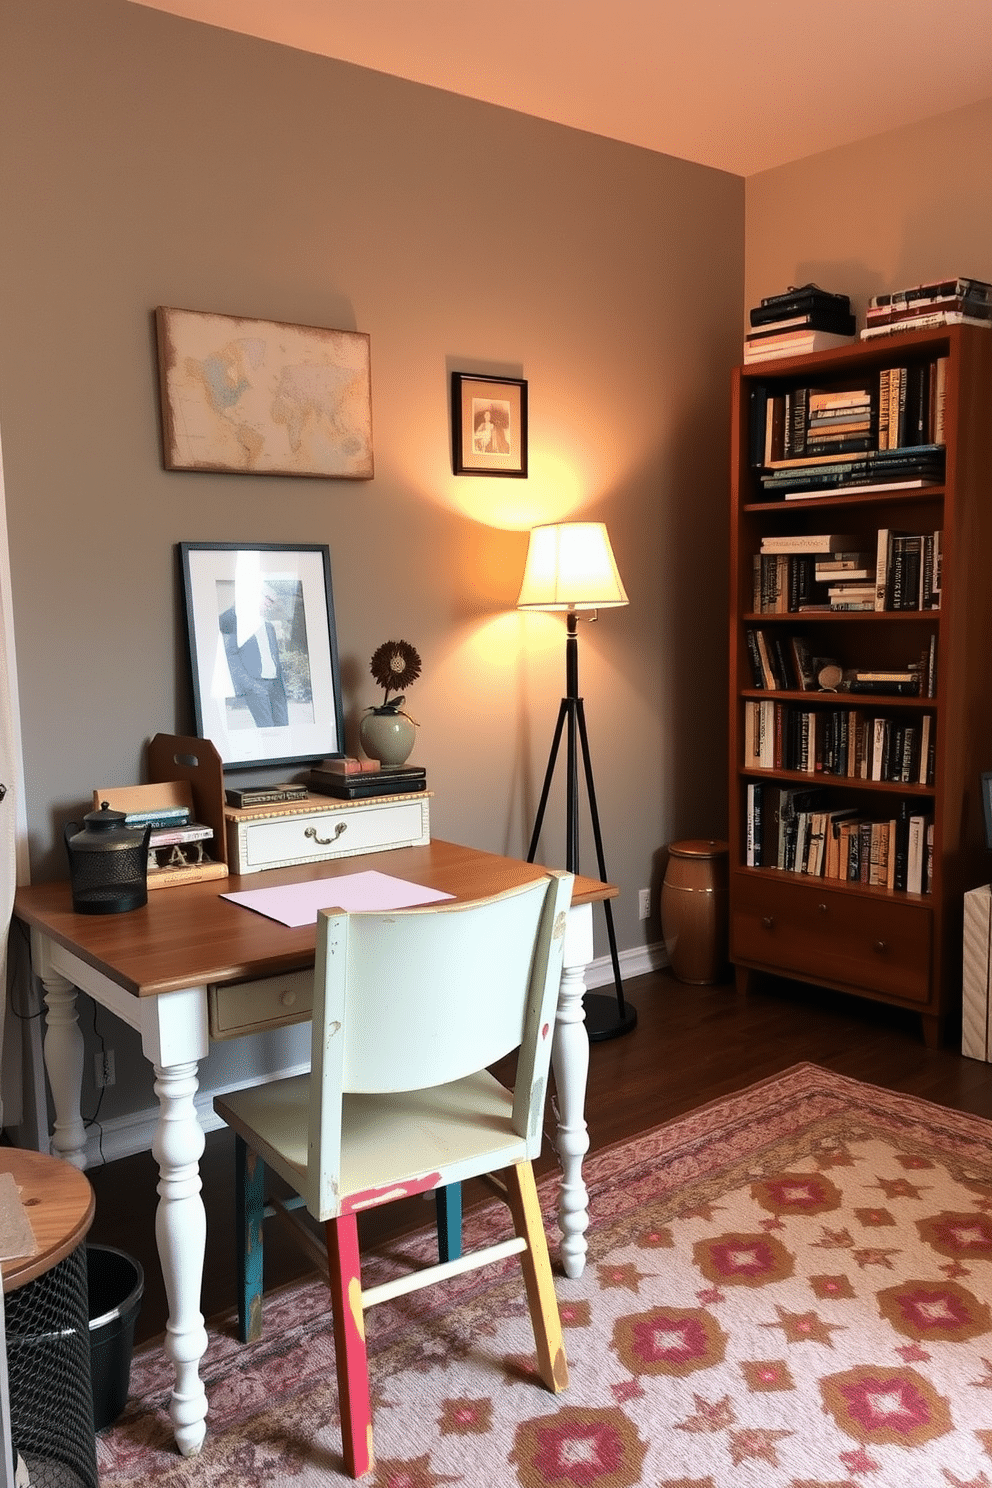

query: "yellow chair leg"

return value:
[504, 1161, 568, 1393]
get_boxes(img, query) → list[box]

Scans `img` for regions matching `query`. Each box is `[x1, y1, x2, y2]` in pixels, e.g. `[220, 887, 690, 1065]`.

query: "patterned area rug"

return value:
[97, 1062, 992, 1487]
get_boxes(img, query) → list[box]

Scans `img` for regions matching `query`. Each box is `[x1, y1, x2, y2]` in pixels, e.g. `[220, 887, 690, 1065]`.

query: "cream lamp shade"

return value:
[516, 522, 629, 612]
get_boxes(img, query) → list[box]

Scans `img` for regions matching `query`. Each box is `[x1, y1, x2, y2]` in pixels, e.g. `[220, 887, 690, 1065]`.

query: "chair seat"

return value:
[216, 1069, 527, 1221]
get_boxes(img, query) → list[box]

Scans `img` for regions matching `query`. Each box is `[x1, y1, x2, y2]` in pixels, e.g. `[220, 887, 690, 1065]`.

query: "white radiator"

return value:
[963, 884, 992, 1060]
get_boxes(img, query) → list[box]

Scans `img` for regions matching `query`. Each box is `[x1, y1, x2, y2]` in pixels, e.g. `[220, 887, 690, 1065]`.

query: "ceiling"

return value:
[130, 0, 992, 177]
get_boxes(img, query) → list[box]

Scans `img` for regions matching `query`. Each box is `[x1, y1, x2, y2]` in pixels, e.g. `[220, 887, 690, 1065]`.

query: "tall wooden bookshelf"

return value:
[728, 324, 992, 1046]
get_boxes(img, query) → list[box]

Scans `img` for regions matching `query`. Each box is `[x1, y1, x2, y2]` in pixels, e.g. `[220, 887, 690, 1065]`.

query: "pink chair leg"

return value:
[325, 1213, 374, 1477]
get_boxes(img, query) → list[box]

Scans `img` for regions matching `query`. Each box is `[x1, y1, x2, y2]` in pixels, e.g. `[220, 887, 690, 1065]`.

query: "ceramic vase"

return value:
[359, 709, 416, 767]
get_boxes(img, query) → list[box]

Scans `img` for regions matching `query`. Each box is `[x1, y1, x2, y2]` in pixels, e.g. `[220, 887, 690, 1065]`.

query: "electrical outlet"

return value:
[638, 888, 651, 921]
[94, 1050, 116, 1088]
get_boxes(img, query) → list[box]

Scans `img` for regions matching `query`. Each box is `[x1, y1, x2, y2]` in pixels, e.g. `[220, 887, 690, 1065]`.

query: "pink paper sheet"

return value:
[221, 870, 454, 928]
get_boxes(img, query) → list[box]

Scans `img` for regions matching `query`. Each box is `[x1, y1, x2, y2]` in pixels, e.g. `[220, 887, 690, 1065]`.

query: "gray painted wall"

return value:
[0, 0, 742, 1139]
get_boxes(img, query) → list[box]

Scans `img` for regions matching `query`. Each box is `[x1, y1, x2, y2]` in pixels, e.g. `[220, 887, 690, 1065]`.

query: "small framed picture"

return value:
[179, 542, 344, 770]
[452, 373, 528, 477]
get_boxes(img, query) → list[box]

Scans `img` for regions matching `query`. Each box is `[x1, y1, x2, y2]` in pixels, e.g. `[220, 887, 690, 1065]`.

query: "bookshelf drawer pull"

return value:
[874, 941, 889, 955]
[305, 823, 347, 846]
[817, 903, 828, 914]
[761, 916, 775, 930]
[280, 990, 297, 1008]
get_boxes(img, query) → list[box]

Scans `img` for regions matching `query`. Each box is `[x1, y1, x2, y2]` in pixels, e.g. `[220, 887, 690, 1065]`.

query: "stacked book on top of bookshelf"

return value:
[861, 276, 992, 340]
[744, 285, 856, 364]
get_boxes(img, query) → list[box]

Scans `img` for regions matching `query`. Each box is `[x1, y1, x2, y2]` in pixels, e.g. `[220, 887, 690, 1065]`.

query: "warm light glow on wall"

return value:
[442, 447, 586, 529]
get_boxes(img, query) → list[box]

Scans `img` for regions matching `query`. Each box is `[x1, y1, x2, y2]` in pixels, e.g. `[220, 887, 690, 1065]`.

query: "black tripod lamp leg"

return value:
[526, 699, 569, 864]
[574, 699, 636, 1041]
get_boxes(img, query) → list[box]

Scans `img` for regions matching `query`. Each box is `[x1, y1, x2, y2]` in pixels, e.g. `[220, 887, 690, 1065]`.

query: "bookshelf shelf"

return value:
[745, 485, 945, 515]
[729, 324, 992, 1045]
[739, 767, 935, 797]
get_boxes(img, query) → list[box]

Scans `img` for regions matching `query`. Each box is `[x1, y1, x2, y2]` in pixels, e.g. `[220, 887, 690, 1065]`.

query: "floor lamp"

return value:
[517, 522, 636, 1041]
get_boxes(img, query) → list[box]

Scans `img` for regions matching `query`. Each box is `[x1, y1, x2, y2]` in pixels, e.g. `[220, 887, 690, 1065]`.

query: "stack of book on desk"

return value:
[308, 760, 428, 799]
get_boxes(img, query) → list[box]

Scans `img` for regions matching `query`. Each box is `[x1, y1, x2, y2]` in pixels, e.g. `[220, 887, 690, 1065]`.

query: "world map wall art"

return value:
[155, 307, 374, 478]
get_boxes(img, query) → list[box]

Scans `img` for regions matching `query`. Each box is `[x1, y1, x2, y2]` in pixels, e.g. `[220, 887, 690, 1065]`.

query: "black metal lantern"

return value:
[64, 803, 151, 915]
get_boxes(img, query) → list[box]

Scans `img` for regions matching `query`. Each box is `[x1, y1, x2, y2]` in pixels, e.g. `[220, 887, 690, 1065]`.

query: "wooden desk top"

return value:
[0, 1149, 95, 1292]
[14, 838, 616, 999]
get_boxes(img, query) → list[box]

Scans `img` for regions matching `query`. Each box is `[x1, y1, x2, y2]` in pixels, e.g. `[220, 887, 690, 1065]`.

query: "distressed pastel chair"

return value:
[213, 870, 573, 1478]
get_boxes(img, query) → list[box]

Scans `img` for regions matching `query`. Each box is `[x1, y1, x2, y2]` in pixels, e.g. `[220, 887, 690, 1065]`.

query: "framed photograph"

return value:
[452, 373, 528, 477]
[156, 307, 373, 478]
[179, 542, 344, 770]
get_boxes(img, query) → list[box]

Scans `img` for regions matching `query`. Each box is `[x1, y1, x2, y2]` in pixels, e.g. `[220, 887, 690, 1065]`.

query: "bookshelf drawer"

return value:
[209, 969, 313, 1040]
[731, 876, 932, 1003]
[225, 792, 430, 873]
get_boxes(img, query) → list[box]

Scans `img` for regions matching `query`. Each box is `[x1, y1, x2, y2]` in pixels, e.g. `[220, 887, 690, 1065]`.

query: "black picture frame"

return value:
[452, 373, 528, 477]
[179, 542, 344, 771]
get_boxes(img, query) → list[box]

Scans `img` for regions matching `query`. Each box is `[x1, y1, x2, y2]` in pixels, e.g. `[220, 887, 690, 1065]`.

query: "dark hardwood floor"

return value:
[85, 965, 992, 1347]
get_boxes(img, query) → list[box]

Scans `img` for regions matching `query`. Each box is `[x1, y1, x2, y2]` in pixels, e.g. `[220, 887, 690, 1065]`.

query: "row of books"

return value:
[751, 359, 948, 470]
[759, 444, 945, 500]
[745, 627, 936, 700]
[751, 531, 942, 615]
[861, 276, 992, 340]
[744, 784, 933, 894]
[744, 698, 935, 785]
[874, 529, 941, 613]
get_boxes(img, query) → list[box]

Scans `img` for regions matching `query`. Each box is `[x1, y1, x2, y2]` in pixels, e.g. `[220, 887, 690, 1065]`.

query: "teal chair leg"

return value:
[235, 1134, 265, 1343]
[436, 1182, 462, 1262]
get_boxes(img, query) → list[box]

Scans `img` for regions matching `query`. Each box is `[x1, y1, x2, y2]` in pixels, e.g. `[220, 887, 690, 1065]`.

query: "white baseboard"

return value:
[584, 939, 667, 988]
[82, 940, 669, 1167]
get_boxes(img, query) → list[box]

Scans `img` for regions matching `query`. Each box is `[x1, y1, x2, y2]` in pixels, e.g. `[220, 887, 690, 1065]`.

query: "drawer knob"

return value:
[305, 822, 347, 847]
[874, 941, 889, 955]
[280, 990, 297, 1007]
[817, 903, 828, 914]
[762, 916, 774, 930]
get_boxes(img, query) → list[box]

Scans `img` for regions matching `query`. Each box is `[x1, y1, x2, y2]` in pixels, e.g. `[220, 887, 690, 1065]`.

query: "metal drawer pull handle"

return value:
[818, 903, 828, 914]
[762, 916, 774, 930]
[874, 941, 888, 954]
[305, 823, 347, 846]
[280, 990, 297, 1007]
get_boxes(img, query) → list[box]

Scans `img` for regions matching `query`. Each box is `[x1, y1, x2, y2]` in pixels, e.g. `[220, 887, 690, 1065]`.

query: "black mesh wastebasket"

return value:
[5, 1241, 98, 1488]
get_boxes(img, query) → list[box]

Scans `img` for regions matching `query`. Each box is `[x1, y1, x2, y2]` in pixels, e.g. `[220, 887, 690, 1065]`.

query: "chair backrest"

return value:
[306, 870, 573, 1215]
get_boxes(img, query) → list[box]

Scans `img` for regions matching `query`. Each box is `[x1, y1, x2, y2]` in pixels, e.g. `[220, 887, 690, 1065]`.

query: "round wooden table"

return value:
[1, 1149, 98, 1488]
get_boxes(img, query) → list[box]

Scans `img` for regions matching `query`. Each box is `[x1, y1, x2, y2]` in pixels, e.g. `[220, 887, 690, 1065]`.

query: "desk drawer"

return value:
[731, 874, 933, 1004]
[226, 793, 430, 873]
[209, 970, 314, 1040]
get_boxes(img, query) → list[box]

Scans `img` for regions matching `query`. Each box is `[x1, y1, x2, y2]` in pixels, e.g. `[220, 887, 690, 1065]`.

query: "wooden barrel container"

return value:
[661, 839, 729, 985]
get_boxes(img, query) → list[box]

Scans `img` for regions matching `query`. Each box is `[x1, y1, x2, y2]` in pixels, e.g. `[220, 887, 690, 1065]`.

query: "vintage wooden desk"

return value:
[14, 838, 616, 1458]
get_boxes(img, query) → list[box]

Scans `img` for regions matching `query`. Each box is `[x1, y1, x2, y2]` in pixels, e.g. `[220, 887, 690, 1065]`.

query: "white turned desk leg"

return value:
[36, 956, 87, 1169]
[553, 903, 593, 1279]
[152, 1059, 209, 1457]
